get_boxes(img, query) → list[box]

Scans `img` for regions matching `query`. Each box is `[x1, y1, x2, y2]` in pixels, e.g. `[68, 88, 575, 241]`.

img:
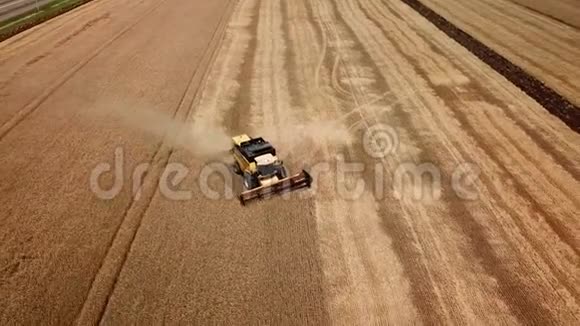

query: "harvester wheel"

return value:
[277, 167, 288, 179]
[243, 173, 259, 190]
[233, 162, 242, 175]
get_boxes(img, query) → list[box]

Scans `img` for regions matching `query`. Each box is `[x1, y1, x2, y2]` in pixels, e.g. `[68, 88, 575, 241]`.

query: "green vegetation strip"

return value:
[0, 0, 95, 42]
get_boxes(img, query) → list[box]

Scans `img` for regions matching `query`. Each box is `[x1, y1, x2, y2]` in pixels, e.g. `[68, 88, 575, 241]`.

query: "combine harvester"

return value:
[231, 134, 312, 205]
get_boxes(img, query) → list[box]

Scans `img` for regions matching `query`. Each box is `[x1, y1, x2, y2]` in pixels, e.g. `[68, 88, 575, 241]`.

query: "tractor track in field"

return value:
[0, 0, 237, 323]
[76, 1, 235, 323]
[0, 0, 167, 140]
[0, 0, 145, 62]
[223, 0, 259, 136]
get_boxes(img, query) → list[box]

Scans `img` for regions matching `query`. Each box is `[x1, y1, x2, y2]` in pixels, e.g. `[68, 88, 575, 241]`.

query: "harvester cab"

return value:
[231, 134, 312, 205]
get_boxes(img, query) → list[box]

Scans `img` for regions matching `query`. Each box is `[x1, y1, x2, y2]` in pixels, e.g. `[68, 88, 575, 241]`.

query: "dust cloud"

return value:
[94, 104, 232, 159]
[97, 102, 355, 161]
[96, 102, 355, 163]
[255, 120, 354, 157]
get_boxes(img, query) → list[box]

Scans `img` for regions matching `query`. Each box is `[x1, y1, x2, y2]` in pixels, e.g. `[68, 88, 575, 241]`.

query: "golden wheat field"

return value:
[0, 0, 578, 324]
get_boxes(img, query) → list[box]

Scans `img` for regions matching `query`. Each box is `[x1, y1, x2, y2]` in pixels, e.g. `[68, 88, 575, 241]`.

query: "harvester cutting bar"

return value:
[239, 170, 312, 205]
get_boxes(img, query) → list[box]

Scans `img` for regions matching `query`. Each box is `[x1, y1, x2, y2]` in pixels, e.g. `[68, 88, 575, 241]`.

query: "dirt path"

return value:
[0, 0, 579, 324]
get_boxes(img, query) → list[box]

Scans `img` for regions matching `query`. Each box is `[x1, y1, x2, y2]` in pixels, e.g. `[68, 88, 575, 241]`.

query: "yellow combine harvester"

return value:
[231, 134, 312, 205]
